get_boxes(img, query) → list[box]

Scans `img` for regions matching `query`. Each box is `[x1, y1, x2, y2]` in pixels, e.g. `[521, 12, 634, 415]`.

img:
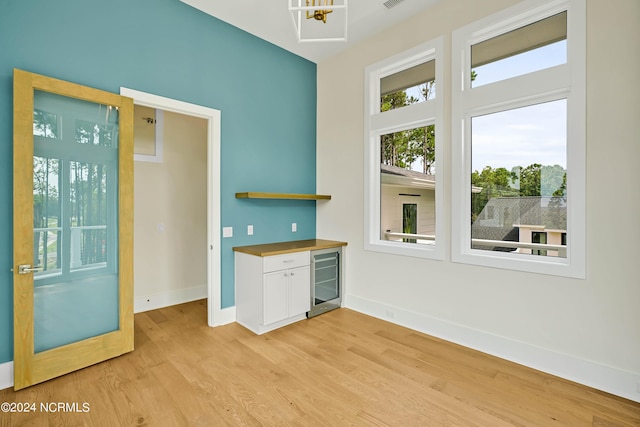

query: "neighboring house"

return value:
[380, 164, 436, 244]
[472, 196, 567, 256]
[380, 164, 481, 244]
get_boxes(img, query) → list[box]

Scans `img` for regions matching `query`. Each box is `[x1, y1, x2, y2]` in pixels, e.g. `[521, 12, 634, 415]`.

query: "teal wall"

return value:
[0, 0, 317, 364]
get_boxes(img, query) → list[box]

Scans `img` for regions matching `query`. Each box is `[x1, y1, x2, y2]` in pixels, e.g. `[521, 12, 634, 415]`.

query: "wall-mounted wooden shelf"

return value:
[235, 192, 331, 200]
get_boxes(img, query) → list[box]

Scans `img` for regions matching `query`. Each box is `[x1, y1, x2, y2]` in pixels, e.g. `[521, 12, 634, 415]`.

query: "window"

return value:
[402, 203, 418, 243]
[452, 0, 586, 278]
[471, 11, 567, 88]
[531, 231, 548, 256]
[365, 38, 444, 259]
[380, 60, 436, 112]
[133, 106, 163, 163]
[33, 90, 118, 284]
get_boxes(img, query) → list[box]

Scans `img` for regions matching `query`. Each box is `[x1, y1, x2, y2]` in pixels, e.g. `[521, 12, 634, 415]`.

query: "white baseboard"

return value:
[0, 361, 13, 391]
[211, 305, 236, 327]
[345, 294, 640, 403]
[134, 284, 207, 313]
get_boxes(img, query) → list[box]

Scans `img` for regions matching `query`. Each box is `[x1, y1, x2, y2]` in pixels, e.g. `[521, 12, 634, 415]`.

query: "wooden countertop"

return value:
[233, 239, 347, 257]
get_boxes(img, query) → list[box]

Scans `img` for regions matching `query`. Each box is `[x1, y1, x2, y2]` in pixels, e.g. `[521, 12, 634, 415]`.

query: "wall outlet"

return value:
[247, 225, 253, 235]
[292, 223, 297, 232]
[222, 226, 233, 238]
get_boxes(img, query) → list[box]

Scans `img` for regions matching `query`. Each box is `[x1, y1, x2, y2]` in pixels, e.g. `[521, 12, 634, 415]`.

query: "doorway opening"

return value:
[120, 88, 226, 327]
[133, 106, 207, 316]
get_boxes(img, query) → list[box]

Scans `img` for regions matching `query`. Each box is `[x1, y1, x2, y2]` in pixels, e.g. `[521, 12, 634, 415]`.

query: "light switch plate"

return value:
[292, 223, 297, 232]
[222, 226, 233, 238]
[247, 225, 253, 235]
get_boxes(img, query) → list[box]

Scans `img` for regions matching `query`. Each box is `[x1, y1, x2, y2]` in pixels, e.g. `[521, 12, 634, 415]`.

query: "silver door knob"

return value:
[18, 264, 43, 275]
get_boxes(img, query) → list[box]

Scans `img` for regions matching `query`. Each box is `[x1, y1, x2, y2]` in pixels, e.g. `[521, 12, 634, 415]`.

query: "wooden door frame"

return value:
[13, 69, 134, 390]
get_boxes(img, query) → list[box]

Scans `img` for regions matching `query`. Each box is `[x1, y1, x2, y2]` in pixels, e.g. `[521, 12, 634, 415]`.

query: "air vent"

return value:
[383, 0, 406, 9]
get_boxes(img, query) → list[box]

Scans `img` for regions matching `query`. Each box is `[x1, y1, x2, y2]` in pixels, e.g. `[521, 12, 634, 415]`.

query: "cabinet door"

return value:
[263, 271, 288, 325]
[288, 266, 311, 317]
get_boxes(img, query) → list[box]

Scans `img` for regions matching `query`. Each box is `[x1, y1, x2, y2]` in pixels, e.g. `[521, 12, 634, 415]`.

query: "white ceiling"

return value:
[179, 0, 442, 63]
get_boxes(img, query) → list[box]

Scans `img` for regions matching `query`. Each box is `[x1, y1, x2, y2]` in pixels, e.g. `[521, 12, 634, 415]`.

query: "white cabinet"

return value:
[235, 251, 310, 335]
[263, 266, 309, 325]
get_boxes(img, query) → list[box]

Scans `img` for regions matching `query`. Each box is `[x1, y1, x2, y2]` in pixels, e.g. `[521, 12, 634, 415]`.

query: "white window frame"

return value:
[364, 37, 445, 260]
[134, 109, 163, 163]
[451, 0, 586, 278]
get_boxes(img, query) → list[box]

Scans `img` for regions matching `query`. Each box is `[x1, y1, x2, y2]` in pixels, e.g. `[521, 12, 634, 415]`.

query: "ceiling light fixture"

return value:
[307, 1, 332, 24]
[289, 0, 347, 43]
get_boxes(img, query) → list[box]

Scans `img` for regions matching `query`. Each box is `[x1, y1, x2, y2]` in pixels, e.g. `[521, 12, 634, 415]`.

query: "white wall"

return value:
[133, 111, 208, 312]
[316, 0, 640, 401]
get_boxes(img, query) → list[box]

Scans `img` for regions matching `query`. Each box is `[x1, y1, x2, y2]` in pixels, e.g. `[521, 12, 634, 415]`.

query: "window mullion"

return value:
[370, 101, 436, 134]
[462, 64, 570, 114]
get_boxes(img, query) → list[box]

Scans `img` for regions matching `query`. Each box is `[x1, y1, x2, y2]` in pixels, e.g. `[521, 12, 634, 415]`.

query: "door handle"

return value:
[17, 264, 43, 275]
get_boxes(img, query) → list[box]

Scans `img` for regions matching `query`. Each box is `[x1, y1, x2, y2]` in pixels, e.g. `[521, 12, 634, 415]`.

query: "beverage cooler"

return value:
[307, 247, 342, 318]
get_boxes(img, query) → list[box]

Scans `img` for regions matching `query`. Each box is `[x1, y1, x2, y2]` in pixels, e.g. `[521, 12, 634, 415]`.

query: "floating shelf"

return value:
[235, 192, 331, 200]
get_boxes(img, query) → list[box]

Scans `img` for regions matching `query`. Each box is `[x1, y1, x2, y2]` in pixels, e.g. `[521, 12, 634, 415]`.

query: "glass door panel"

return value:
[13, 69, 133, 390]
[32, 90, 120, 353]
[313, 251, 339, 304]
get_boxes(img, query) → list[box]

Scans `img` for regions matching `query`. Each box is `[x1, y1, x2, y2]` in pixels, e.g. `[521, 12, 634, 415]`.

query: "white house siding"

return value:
[517, 226, 565, 257]
[380, 185, 435, 240]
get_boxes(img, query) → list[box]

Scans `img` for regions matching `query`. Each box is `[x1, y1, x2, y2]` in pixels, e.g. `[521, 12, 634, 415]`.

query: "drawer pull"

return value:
[283, 259, 296, 263]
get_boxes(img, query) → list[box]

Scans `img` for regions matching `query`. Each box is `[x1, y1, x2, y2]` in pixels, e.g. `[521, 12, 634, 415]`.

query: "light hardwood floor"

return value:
[1, 300, 639, 426]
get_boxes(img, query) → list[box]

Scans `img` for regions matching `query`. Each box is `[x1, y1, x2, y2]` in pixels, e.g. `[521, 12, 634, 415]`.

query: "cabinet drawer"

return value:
[263, 251, 309, 273]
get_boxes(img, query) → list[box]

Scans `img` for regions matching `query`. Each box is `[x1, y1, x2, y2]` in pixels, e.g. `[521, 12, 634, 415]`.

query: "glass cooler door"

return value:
[312, 250, 340, 305]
